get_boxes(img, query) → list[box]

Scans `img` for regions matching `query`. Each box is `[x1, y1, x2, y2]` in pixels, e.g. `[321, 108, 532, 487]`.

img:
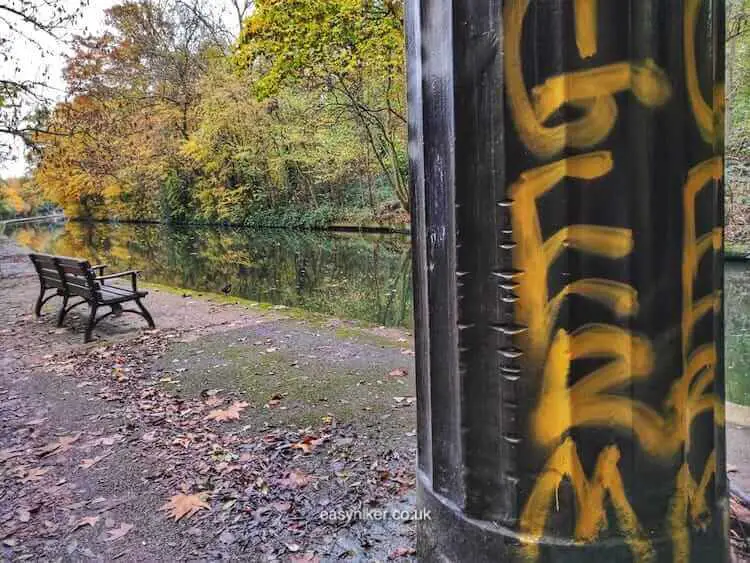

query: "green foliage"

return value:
[727, 0, 750, 244]
[236, 0, 409, 210]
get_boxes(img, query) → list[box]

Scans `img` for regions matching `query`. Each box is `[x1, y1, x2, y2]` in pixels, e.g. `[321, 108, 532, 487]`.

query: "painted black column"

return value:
[407, 1, 729, 562]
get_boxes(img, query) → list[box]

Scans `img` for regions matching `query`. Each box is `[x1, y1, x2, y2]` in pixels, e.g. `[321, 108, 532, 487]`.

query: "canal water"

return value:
[5, 221, 413, 329]
[6, 220, 750, 406]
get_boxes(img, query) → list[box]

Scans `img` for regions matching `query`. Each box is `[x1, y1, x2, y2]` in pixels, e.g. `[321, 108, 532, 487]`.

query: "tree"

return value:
[236, 0, 409, 210]
[0, 0, 89, 163]
[66, 1, 225, 140]
[35, 1, 232, 220]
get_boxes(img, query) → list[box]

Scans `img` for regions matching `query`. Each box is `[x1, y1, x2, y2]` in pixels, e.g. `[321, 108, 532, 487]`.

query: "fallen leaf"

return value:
[17, 509, 31, 523]
[205, 401, 249, 422]
[281, 469, 312, 489]
[388, 368, 408, 378]
[160, 493, 210, 521]
[285, 542, 301, 552]
[389, 547, 417, 559]
[21, 467, 50, 483]
[72, 516, 100, 532]
[292, 435, 324, 454]
[37, 433, 81, 457]
[79, 452, 111, 470]
[105, 523, 133, 542]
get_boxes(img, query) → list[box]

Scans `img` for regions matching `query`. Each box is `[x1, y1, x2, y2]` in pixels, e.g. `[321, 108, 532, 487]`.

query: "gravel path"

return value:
[0, 237, 417, 562]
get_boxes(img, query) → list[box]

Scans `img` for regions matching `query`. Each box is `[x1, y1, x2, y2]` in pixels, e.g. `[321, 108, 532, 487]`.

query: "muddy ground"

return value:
[0, 237, 417, 562]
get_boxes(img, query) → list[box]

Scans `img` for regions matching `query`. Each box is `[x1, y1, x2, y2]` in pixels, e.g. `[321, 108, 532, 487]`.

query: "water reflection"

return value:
[727, 262, 750, 405]
[7, 221, 414, 329]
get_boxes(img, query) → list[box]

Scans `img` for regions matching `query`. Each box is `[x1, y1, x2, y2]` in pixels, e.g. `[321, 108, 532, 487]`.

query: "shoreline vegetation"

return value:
[6, 214, 750, 259]
[2, 213, 410, 234]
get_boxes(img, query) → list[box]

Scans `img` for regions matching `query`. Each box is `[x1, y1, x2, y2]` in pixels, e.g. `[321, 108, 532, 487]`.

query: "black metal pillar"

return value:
[407, 1, 728, 561]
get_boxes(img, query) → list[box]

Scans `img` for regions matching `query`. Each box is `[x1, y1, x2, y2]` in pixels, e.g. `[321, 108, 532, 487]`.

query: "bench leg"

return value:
[135, 298, 155, 329]
[34, 287, 46, 317]
[85, 304, 98, 343]
[56, 295, 69, 327]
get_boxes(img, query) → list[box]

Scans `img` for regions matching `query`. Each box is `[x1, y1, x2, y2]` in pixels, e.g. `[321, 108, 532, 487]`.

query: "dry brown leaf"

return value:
[79, 451, 111, 470]
[292, 436, 324, 454]
[21, 467, 50, 483]
[37, 433, 81, 457]
[389, 547, 417, 559]
[265, 393, 285, 408]
[281, 469, 312, 489]
[160, 493, 210, 521]
[204, 401, 249, 422]
[72, 515, 100, 532]
[388, 368, 408, 378]
[105, 522, 133, 541]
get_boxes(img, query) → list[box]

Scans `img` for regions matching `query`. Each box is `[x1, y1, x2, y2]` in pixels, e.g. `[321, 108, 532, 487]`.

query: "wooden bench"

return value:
[29, 253, 155, 342]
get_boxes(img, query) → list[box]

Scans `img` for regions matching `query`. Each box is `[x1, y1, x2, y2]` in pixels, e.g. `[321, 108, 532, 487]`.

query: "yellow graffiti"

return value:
[510, 152, 636, 363]
[531, 60, 671, 124]
[504, 0, 672, 159]
[665, 154, 724, 562]
[682, 157, 724, 358]
[506, 1, 725, 560]
[520, 438, 655, 563]
[532, 326, 659, 453]
[669, 452, 717, 563]
[531, 331, 720, 459]
[684, 0, 725, 145]
[574, 0, 598, 58]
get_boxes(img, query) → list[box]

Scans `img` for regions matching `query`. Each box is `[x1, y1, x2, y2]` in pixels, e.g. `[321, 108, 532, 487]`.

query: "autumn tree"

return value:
[236, 0, 409, 210]
[66, 1, 225, 140]
[36, 1, 228, 220]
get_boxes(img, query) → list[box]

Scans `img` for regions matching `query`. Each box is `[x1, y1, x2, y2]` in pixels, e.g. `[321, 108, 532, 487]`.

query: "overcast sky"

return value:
[1, 1, 119, 177]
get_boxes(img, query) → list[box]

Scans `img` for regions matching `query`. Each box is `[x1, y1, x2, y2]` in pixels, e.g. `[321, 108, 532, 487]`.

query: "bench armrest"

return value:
[96, 270, 140, 291]
[91, 264, 108, 274]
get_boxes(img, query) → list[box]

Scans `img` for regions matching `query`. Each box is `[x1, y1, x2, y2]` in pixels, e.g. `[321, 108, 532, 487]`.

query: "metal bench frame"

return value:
[29, 253, 155, 342]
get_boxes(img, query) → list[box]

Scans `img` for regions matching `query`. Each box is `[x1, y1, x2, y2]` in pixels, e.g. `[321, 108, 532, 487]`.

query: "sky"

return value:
[1, 0, 118, 178]
[0, 0, 244, 179]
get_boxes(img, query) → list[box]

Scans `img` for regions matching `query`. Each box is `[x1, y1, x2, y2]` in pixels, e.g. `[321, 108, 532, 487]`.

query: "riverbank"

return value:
[0, 237, 418, 561]
[63, 216, 412, 235]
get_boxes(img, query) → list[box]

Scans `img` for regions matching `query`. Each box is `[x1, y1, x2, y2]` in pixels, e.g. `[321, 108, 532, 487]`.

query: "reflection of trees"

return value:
[9, 222, 414, 328]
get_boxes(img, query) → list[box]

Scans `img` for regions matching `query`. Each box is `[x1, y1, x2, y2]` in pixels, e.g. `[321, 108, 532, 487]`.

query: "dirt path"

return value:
[0, 237, 417, 562]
